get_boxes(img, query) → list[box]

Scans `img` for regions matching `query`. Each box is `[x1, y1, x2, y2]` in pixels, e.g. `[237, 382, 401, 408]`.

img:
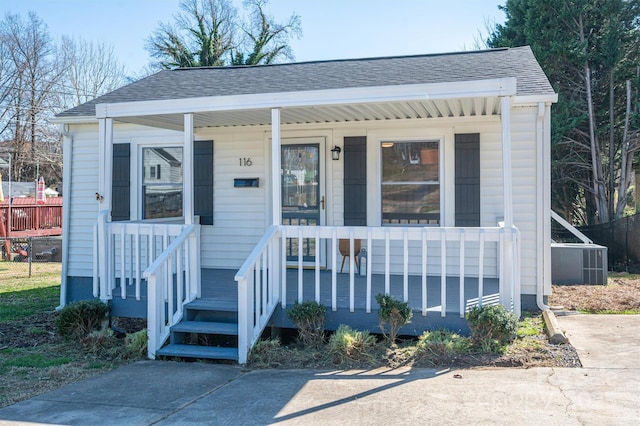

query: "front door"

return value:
[281, 140, 325, 266]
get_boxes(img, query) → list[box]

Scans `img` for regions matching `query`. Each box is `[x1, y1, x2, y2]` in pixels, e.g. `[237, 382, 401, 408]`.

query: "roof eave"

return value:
[513, 93, 558, 105]
[95, 78, 518, 119]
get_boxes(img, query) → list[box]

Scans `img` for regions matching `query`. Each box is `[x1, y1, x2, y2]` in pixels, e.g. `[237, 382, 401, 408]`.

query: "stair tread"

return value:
[157, 344, 238, 361]
[186, 299, 238, 312]
[172, 320, 238, 335]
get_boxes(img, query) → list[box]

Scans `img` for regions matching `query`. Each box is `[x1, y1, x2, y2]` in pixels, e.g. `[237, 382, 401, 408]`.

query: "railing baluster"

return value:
[421, 228, 427, 316]
[384, 229, 390, 295]
[499, 229, 505, 307]
[366, 229, 372, 313]
[331, 228, 337, 311]
[478, 230, 485, 307]
[262, 251, 267, 316]
[176, 244, 183, 313]
[459, 229, 465, 318]
[403, 229, 409, 302]
[297, 228, 303, 303]
[281, 235, 287, 308]
[120, 226, 126, 299]
[93, 223, 99, 298]
[135, 232, 141, 301]
[440, 230, 446, 317]
[349, 229, 355, 312]
[314, 228, 320, 302]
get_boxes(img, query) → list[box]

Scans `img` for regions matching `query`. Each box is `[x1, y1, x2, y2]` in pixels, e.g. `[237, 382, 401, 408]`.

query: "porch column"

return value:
[500, 95, 516, 312]
[183, 113, 194, 225]
[98, 118, 114, 215]
[500, 96, 513, 228]
[271, 108, 282, 226]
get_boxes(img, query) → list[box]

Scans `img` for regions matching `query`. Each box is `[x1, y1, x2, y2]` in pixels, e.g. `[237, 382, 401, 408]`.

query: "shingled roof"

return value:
[57, 46, 554, 119]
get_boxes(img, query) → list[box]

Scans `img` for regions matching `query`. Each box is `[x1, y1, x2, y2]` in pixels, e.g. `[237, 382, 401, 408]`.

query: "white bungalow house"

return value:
[54, 46, 557, 363]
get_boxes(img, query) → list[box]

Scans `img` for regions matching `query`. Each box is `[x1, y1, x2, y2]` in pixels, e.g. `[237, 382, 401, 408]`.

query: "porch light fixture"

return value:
[331, 145, 341, 160]
[381, 142, 394, 148]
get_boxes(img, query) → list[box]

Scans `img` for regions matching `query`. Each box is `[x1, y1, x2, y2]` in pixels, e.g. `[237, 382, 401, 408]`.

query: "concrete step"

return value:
[171, 320, 238, 336]
[157, 344, 238, 361]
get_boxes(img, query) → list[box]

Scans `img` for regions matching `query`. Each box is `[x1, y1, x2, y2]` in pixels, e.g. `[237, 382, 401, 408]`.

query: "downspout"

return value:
[536, 102, 549, 311]
[57, 124, 72, 310]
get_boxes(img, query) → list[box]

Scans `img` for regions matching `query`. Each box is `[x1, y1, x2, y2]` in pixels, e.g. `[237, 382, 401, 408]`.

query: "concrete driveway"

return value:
[0, 315, 638, 425]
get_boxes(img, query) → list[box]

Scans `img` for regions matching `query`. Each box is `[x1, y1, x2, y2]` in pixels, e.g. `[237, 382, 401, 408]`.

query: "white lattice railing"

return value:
[234, 223, 520, 364]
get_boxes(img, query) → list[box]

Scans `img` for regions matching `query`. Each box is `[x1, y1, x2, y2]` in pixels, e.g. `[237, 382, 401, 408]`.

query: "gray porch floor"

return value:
[111, 268, 499, 334]
[201, 268, 499, 334]
[201, 268, 500, 313]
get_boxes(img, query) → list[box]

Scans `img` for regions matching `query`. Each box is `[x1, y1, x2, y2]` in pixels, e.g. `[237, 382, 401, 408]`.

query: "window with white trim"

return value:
[381, 140, 440, 225]
[142, 147, 183, 219]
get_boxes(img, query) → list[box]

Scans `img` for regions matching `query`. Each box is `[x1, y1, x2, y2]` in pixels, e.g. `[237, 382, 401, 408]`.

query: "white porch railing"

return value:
[235, 223, 521, 364]
[144, 224, 201, 359]
[92, 210, 201, 358]
[234, 225, 282, 364]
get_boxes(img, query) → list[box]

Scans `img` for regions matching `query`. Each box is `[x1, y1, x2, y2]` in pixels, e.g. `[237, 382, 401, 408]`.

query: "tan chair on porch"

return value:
[339, 239, 361, 273]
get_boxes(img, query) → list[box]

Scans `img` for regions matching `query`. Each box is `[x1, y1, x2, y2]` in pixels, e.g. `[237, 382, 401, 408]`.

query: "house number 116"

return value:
[239, 157, 252, 166]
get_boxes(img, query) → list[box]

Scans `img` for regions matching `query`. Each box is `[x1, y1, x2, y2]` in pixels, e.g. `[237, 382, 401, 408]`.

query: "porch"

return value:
[113, 268, 500, 332]
[96, 221, 519, 363]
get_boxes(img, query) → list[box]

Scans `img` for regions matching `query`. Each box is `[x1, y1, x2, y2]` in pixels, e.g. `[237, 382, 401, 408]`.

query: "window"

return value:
[142, 147, 183, 219]
[381, 140, 440, 225]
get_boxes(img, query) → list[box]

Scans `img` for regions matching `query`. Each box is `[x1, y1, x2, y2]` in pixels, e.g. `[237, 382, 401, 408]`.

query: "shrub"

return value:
[328, 325, 377, 364]
[466, 305, 518, 352]
[375, 294, 413, 345]
[416, 329, 471, 365]
[125, 329, 148, 359]
[81, 328, 121, 356]
[286, 301, 326, 348]
[55, 300, 109, 341]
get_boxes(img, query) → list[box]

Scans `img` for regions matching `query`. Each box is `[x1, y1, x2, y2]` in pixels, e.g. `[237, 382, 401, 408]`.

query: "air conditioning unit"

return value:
[551, 243, 608, 285]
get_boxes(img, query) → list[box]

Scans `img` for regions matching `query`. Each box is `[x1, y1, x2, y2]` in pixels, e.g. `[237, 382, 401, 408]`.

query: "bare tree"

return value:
[0, 12, 130, 186]
[0, 11, 63, 182]
[57, 36, 128, 110]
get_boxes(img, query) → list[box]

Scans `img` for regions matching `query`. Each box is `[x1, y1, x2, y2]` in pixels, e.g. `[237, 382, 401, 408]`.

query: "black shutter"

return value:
[343, 136, 367, 226]
[194, 140, 214, 225]
[111, 143, 130, 221]
[455, 133, 480, 226]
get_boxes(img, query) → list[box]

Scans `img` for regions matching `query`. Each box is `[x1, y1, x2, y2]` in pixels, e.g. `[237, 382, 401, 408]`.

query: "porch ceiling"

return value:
[114, 97, 502, 131]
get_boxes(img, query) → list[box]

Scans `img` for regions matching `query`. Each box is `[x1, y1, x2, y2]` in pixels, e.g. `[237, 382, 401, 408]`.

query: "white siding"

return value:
[66, 110, 543, 295]
[66, 125, 100, 276]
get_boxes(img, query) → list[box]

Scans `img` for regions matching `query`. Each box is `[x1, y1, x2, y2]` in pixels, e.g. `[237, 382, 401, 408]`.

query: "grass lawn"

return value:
[0, 263, 61, 322]
[0, 263, 144, 408]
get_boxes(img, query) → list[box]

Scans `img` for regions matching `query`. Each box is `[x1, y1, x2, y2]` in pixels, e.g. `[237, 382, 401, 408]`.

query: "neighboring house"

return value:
[54, 46, 557, 363]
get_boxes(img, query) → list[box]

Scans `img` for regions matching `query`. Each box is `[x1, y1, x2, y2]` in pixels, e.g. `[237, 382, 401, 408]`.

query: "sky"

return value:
[3, 0, 506, 75]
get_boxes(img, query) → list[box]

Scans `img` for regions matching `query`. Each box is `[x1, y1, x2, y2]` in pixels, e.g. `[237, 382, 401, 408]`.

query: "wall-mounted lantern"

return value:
[331, 145, 341, 161]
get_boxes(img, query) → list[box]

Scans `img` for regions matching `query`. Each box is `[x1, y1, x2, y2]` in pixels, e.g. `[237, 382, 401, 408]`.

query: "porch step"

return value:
[157, 344, 238, 361]
[185, 299, 238, 312]
[171, 320, 238, 335]
[160, 298, 240, 363]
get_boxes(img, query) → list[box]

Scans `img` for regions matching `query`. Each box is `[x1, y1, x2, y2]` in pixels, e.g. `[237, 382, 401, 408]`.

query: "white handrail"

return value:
[551, 210, 592, 244]
[235, 225, 281, 364]
[143, 224, 200, 359]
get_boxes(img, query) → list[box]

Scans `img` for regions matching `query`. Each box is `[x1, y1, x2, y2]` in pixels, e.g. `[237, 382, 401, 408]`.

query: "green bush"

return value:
[286, 301, 326, 348]
[375, 294, 413, 345]
[466, 304, 518, 352]
[81, 328, 121, 356]
[55, 300, 109, 341]
[416, 329, 471, 364]
[328, 325, 377, 364]
[125, 329, 148, 359]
